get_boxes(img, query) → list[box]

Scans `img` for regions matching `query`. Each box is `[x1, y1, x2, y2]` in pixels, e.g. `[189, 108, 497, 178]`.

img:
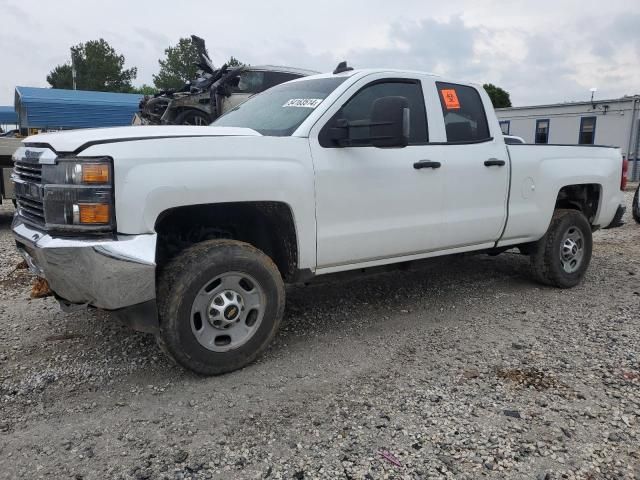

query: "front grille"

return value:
[13, 160, 43, 183]
[16, 194, 45, 227]
[13, 159, 46, 228]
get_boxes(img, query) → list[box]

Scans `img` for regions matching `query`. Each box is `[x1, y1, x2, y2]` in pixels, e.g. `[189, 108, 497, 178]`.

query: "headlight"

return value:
[41, 157, 115, 232]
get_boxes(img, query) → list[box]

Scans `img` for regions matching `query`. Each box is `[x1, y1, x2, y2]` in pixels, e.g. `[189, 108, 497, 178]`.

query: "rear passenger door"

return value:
[428, 81, 510, 248]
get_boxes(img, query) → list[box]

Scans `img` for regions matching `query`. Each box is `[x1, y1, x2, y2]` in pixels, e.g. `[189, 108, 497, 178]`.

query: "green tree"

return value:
[226, 56, 245, 67]
[130, 84, 157, 95]
[483, 83, 511, 108]
[47, 39, 137, 92]
[153, 37, 204, 90]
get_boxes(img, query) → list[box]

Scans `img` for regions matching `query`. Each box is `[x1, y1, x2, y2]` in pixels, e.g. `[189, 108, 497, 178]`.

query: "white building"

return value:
[496, 95, 640, 180]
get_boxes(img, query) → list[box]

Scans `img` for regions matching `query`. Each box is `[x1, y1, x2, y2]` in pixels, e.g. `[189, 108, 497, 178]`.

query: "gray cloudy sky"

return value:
[0, 0, 638, 106]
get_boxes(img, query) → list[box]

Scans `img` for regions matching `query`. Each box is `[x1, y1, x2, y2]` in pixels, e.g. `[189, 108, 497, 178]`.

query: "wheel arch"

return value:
[554, 183, 602, 225]
[154, 201, 300, 282]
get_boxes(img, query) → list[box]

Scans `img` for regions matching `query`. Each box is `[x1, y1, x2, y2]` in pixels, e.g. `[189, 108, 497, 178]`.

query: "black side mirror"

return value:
[369, 96, 410, 148]
[328, 96, 410, 148]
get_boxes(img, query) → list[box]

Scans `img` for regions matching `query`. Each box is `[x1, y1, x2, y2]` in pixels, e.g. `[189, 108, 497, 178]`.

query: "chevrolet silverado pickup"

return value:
[12, 67, 627, 375]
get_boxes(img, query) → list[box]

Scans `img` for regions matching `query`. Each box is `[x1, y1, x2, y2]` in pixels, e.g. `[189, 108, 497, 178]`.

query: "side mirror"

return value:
[369, 96, 410, 148]
[327, 96, 410, 148]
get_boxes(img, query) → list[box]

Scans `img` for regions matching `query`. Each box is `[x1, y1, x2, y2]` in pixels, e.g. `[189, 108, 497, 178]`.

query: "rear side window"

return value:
[436, 82, 491, 143]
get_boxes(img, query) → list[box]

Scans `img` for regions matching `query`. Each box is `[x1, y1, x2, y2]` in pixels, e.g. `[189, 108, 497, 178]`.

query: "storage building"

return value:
[496, 95, 640, 180]
[0, 106, 17, 131]
[14, 86, 142, 131]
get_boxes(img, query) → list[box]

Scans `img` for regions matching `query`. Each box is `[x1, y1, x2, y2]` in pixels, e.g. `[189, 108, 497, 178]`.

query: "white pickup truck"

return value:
[12, 67, 627, 374]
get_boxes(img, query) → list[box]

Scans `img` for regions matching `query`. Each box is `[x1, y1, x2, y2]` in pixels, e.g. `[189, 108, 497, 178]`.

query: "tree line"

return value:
[46, 38, 512, 107]
[46, 37, 243, 95]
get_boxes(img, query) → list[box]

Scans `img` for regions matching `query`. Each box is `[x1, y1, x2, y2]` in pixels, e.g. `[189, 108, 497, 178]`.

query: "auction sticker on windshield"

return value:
[283, 98, 323, 108]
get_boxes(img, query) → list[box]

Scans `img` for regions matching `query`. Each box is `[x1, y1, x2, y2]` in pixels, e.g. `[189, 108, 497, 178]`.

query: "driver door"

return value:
[309, 75, 446, 270]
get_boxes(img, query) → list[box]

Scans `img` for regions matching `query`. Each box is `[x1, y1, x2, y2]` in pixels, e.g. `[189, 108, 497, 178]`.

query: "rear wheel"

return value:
[174, 109, 211, 126]
[157, 240, 285, 375]
[529, 209, 592, 288]
[633, 185, 640, 224]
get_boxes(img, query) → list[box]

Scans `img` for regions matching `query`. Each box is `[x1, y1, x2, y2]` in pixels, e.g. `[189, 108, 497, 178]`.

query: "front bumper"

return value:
[12, 219, 157, 311]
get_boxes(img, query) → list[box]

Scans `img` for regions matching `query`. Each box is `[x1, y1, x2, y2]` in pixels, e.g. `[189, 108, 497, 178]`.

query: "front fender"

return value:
[81, 136, 317, 270]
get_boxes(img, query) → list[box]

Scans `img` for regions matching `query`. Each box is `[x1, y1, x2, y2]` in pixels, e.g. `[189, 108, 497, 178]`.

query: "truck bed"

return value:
[501, 143, 624, 246]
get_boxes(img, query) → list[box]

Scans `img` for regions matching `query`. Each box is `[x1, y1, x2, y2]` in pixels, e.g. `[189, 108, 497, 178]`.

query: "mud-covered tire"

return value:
[529, 209, 592, 288]
[157, 240, 285, 375]
[633, 185, 640, 224]
[174, 109, 211, 126]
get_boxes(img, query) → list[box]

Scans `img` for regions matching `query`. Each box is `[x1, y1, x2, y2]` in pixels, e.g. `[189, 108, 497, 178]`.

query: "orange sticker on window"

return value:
[441, 89, 460, 110]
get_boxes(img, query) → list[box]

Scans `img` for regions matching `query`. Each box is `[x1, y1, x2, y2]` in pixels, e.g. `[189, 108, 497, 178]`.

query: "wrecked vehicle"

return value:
[12, 66, 627, 375]
[136, 35, 317, 125]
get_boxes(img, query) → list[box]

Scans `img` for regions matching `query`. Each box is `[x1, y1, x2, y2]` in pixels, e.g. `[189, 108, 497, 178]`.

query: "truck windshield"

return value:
[212, 77, 347, 136]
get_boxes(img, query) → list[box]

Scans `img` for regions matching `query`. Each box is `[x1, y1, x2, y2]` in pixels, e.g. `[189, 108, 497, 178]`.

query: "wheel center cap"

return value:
[224, 305, 240, 320]
[207, 289, 244, 329]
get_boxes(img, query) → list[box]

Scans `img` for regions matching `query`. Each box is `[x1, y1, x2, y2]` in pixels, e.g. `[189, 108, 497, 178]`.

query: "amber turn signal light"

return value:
[78, 203, 111, 224]
[81, 163, 110, 184]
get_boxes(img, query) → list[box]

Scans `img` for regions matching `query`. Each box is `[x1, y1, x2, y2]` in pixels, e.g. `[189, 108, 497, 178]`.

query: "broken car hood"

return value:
[23, 126, 261, 154]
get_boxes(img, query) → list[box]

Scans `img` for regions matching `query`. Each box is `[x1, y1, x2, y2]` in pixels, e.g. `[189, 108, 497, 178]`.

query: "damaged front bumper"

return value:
[12, 219, 159, 332]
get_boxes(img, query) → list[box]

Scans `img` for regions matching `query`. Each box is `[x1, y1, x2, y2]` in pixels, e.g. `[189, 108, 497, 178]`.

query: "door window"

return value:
[231, 71, 265, 94]
[263, 72, 302, 90]
[436, 82, 491, 143]
[320, 80, 428, 147]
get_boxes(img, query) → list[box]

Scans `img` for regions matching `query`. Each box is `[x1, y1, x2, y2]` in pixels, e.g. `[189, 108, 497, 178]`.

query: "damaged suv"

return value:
[136, 36, 316, 125]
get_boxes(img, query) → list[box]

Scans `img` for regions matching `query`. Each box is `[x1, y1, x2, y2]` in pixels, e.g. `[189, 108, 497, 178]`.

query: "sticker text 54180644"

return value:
[440, 89, 461, 110]
[282, 98, 323, 108]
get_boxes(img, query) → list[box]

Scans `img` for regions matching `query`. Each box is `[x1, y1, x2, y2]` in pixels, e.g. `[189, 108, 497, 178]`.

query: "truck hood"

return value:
[23, 126, 261, 154]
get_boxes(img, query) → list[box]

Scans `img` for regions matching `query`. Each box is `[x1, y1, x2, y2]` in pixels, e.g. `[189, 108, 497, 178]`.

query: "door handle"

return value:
[413, 160, 441, 170]
[484, 158, 506, 167]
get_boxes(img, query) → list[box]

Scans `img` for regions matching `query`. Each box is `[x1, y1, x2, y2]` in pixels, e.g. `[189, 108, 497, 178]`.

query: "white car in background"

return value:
[504, 134, 525, 144]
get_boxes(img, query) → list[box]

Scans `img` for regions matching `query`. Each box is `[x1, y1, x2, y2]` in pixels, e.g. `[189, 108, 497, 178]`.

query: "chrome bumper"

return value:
[12, 219, 157, 310]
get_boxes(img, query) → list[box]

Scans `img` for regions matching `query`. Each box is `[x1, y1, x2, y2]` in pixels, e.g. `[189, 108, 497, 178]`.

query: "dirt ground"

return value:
[0, 192, 638, 480]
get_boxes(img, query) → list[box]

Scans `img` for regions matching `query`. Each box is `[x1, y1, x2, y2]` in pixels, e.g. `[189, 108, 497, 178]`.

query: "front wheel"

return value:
[633, 185, 640, 224]
[174, 109, 211, 126]
[529, 209, 593, 288]
[157, 240, 285, 375]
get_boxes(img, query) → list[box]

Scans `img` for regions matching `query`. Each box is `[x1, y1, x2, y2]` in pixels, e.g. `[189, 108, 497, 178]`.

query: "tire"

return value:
[529, 209, 592, 288]
[633, 185, 640, 224]
[157, 239, 285, 375]
[174, 109, 211, 126]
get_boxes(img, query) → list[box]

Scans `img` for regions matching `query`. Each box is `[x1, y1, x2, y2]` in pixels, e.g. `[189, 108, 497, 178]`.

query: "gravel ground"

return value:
[0, 192, 638, 480]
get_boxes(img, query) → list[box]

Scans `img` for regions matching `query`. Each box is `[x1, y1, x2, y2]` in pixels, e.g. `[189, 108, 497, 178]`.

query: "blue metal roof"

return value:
[14, 86, 142, 129]
[0, 106, 17, 124]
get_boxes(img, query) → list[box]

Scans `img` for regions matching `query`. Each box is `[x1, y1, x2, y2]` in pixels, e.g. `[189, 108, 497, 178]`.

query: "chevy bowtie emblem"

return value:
[24, 149, 43, 160]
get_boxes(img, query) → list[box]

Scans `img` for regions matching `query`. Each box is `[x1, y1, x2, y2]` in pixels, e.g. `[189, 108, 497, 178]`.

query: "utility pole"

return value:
[71, 54, 77, 90]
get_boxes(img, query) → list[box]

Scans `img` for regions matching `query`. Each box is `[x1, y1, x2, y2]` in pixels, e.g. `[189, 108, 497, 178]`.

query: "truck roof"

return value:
[248, 65, 320, 76]
[289, 68, 446, 82]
